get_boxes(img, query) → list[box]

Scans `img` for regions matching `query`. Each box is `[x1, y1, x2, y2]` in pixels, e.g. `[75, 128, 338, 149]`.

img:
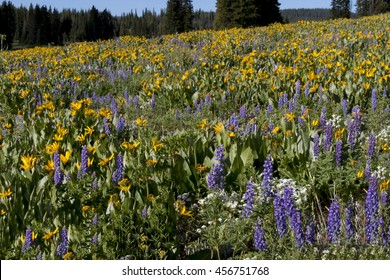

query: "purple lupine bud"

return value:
[341, 99, 348, 116]
[365, 159, 372, 182]
[205, 94, 212, 106]
[261, 155, 274, 201]
[320, 107, 327, 129]
[151, 94, 156, 110]
[324, 123, 333, 152]
[228, 114, 239, 131]
[368, 132, 376, 159]
[291, 211, 305, 249]
[288, 98, 294, 112]
[124, 89, 129, 104]
[141, 206, 149, 218]
[335, 140, 342, 167]
[111, 98, 118, 116]
[327, 198, 341, 244]
[254, 219, 267, 251]
[116, 117, 125, 134]
[92, 178, 98, 190]
[305, 219, 315, 245]
[242, 177, 256, 218]
[37, 251, 43, 260]
[78, 145, 89, 179]
[273, 194, 287, 238]
[267, 103, 273, 114]
[133, 95, 139, 109]
[283, 187, 296, 219]
[296, 80, 301, 95]
[103, 117, 111, 136]
[345, 200, 354, 242]
[298, 116, 304, 128]
[239, 106, 247, 119]
[278, 94, 284, 109]
[92, 214, 98, 226]
[365, 175, 379, 244]
[283, 93, 288, 106]
[56, 227, 68, 257]
[304, 82, 310, 97]
[313, 133, 320, 159]
[21, 228, 33, 253]
[255, 104, 260, 114]
[53, 151, 63, 185]
[92, 233, 99, 244]
[371, 89, 377, 111]
[207, 145, 225, 190]
[380, 216, 387, 245]
[381, 191, 388, 206]
[112, 153, 123, 183]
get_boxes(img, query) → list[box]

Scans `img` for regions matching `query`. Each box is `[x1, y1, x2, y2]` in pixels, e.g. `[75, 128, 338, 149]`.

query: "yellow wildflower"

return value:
[147, 194, 155, 202]
[46, 142, 60, 155]
[152, 138, 163, 152]
[98, 153, 114, 167]
[44, 160, 54, 173]
[20, 155, 37, 171]
[213, 122, 224, 134]
[63, 252, 74, 260]
[228, 131, 235, 138]
[272, 126, 280, 134]
[0, 188, 12, 198]
[60, 150, 72, 165]
[312, 119, 319, 127]
[57, 126, 68, 136]
[334, 128, 345, 140]
[381, 143, 389, 152]
[77, 134, 86, 142]
[81, 206, 91, 212]
[357, 170, 364, 179]
[53, 134, 63, 141]
[42, 227, 59, 240]
[180, 205, 192, 217]
[146, 159, 158, 166]
[380, 180, 390, 192]
[197, 119, 207, 129]
[135, 118, 147, 127]
[1, 209, 6, 215]
[122, 140, 140, 151]
[284, 112, 296, 122]
[196, 164, 207, 172]
[119, 185, 131, 192]
[84, 126, 94, 136]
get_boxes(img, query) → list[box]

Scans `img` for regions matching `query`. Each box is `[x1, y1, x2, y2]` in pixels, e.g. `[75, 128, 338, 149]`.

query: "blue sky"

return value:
[10, 1, 356, 15]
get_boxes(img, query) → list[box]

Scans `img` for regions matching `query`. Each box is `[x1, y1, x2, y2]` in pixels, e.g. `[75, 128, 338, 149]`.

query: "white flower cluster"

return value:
[327, 114, 342, 128]
[377, 126, 390, 142]
[372, 165, 387, 181]
[271, 178, 308, 205]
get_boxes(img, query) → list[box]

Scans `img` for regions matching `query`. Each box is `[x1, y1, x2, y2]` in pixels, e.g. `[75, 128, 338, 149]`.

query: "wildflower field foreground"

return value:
[1, 14, 390, 260]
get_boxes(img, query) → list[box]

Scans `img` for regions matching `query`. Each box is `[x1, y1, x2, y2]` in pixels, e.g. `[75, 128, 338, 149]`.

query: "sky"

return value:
[10, 1, 357, 15]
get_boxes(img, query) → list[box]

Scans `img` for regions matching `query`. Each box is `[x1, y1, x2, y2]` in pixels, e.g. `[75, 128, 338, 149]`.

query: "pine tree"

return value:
[356, 0, 370, 16]
[0, 1, 16, 49]
[331, 0, 351, 19]
[165, 0, 193, 34]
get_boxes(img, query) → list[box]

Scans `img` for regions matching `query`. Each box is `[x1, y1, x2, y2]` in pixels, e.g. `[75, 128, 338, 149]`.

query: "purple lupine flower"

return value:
[111, 98, 118, 116]
[228, 114, 239, 131]
[304, 82, 310, 97]
[313, 133, 320, 159]
[207, 145, 225, 190]
[385, 106, 390, 113]
[381, 191, 388, 205]
[297, 116, 304, 128]
[205, 94, 212, 106]
[133, 95, 139, 109]
[92, 233, 99, 245]
[341, 99, 348, 116]
[239, 106, 247, 119]
[103, 117, 111, 136]
[92, 214, 98, 226]
[116, 117, 125, 134]
[365, 159, 372, 182]
[255, 104, 260, 114]
[261, 155, 274, 201]
[37, 251, 43, 260]
[56, 227, 68, 257]
[21, 228, 33, 253]
[288, 98, 294, 112]
[379, 216, 387, 245]
[365, 175, 379, 244]
[283, 187, 296, 219]
[320, 107, 327, 129]
[92, 178, 98, 190]
[242, 177, 256, 218]
[327, 198, 341, 244]
[186, 106, 191, 115]
[278, 94, 284, 109]
[124, 89, 130, 104]
[368, 132, 376, 159]
[77, 145, 89, 179]
[283, 92, 288, 107]
[267, 103, 273, 115]
[335, 140, 342, 167]
[372, 89, 377, 111]
[151, 94, 156, 110]
[53, 151, 63, 185]
[324, 123, 333, 152]
[296, 80, 301, 95]
[273, 194, 287, 238]
[345, 200, 354, 242]
[112, 153, 123, 183]
[291, 211, 305, 249]
[141, 206, 149, 218]
[305, 220, 315, 245]
[254, 219, 267, 251]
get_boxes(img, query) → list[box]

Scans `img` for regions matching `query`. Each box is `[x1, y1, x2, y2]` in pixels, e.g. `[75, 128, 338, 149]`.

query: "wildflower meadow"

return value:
[1, 13, 390, 260]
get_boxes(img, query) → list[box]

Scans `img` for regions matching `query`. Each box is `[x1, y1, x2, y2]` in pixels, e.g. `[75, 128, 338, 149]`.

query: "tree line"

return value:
[1, 0, 390, 50]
